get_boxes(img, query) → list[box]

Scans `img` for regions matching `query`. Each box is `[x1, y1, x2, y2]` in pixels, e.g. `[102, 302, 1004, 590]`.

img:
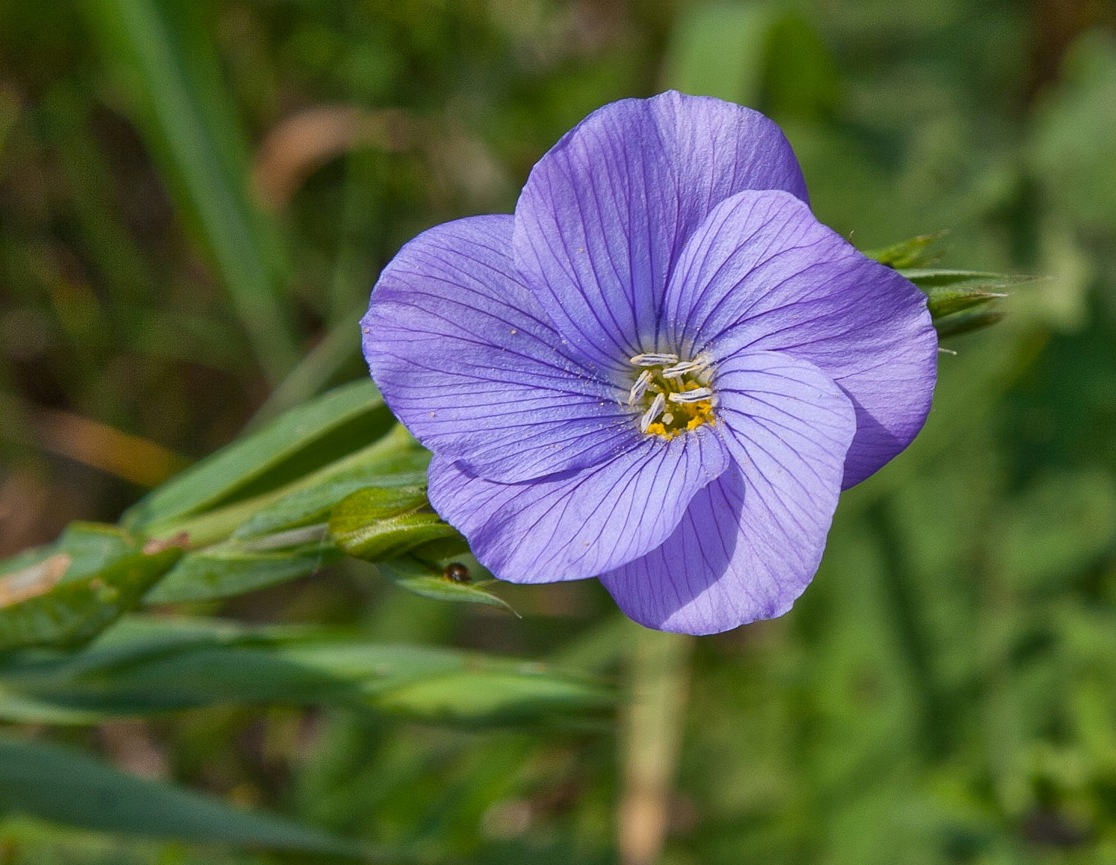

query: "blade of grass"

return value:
[80, 0, 298, 382]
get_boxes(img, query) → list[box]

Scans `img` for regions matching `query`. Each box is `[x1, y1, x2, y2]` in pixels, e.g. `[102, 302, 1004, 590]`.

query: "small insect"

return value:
[443, 562, 471, 583]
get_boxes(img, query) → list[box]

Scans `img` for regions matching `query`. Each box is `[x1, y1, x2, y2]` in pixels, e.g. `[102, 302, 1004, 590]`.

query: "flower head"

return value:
[362, 92, 937, 634]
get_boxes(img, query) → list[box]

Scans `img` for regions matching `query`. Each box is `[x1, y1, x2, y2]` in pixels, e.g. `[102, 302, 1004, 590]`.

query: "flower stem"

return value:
[617, 627, 693, 865]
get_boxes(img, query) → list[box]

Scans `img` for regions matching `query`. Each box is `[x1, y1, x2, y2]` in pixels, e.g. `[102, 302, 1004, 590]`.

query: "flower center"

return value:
[627, 352, 716, 440]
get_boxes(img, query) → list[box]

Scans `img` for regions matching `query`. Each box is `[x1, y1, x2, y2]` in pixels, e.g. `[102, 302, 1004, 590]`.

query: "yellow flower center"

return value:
[627, 353, 716, 440]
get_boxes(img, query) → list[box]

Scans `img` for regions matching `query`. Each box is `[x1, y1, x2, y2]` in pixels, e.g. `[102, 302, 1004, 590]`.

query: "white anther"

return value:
[668, 388, 713, 403]
[661, 357, 710, 379]
[628, 370, 653, 405]
[639, 392, 666, 433]
[630, 352, 679, 367]
[662, 412, 674, 425]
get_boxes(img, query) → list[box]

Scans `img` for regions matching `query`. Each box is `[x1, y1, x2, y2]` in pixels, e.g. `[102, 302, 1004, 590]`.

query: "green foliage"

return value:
[0, 617, 610, 727]
[0, 525, 182, 652]
[3, 0, 1116, 862]
[0, 734, 386, 860]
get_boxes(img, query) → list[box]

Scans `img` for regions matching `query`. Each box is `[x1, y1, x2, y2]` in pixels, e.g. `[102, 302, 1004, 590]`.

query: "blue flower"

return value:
[362, 92, 937, 634]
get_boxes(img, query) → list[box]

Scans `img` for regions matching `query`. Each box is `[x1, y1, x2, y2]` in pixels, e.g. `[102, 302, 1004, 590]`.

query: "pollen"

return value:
[627, 353, 715, 440]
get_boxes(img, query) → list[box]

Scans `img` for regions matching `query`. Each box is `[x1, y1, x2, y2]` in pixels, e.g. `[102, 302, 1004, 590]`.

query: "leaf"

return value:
[932, 308, 1007, 340]
[80, 0, 299, 383]
[122, 379, 393, 535]
[231, 425, 430, 540]
[661, 3, 778, 103]
[375, 555, 518, 615]
[329, 487, 458, 562]
[0, 523, 135, 593]
[0, 734, 392, 860]
[0, 617, 613, 728]
[661, 2, 837, 119]
[0, 547, 182, 652]
[899, 268, 1029, 336]
[864, 231, 946, 269]
[144, 539, 340, 605]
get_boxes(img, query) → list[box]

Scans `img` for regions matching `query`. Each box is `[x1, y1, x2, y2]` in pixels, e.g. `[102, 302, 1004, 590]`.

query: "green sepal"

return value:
[931, 307, 1007, 340]
[864, 231, 948, 269]
[900, 268, 1030, 339]
[329, 486, 459, 561]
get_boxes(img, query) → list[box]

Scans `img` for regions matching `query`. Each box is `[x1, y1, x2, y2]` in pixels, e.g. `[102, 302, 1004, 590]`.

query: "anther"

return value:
[630, 352, 679, 367]
[639, 392, 666, 433]
[628, 370, 652, 405]
[661, 357, 710, 379]
[668, 388, 713, 403]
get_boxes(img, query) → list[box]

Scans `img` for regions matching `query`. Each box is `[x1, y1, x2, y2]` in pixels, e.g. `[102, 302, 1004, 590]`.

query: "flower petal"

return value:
[363, 215, 643, 483]
[428, 426, 729, 583]
[600, 351, 855, 634]
[513, 91, 808, 370]
[664, 189, 937, 487]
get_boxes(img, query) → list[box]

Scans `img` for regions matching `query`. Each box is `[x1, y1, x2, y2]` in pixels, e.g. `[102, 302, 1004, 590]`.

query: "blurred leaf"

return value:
[0, 544, 182, 652]
[900, 269, 1029, 335]
[145, 534, 340, 604]
[0, 617, 613, 728]
[761, 13, 840, 120]
[80, 0, 298, 382]
[864, 232, 946, 269]
[661, 2, 777, 103]
[1030, 32, 1116, 234]
[997, 470, 1116, 590]
[933, 307, 1007, 340]
[375, 555, 517, 615]
[226, 421, 429, 542]
[0, 523, 134, 589]
[662, 2, 837, 119]
[330, 487, 457, 562]
[0, 734, 387, 860]
[122, 379, 392, 536]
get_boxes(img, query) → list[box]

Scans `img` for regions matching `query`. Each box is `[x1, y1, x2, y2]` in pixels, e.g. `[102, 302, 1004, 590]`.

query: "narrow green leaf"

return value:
[80, 0, 298, 382]
[899, 268, 1030, 291]
[228, 425, 430, 542]
[122, 379, 391, 534]
[661, 3, 777, 103]
[933, 307, 1007, 340]
[0, 735, 389, 860]
[864, 231, 947, 269]
[0, 523, 136, 591]
[374, 667, 612, 728]
[375, 555, 518, 615]
[144, 538, 340, 605]
[922, 284, 1007, 320]
[899, 268, 1026, 336]
[0, 617, 614, 728]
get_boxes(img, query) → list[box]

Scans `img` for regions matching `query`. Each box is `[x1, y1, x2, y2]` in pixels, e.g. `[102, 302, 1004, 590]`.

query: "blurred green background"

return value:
[2, 0, 1116, 863]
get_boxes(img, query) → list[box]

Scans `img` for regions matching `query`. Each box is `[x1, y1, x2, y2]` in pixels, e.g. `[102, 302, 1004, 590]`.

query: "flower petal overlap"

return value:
[363, 91, 938, 634]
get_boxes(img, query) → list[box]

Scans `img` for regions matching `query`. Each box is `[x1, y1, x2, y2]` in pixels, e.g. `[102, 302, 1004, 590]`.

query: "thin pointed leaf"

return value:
[232, 428, 430, 540]
[864, 232, 947, 269]
[375, 555, 519, 615]
[80, 0, 298, 382]
[0, 617, 613, 728]
[933, 308, 1007, 340]
[0, 735, 396, 860]
[122, 380, 392, 535]
[144, 540, 341, 605]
